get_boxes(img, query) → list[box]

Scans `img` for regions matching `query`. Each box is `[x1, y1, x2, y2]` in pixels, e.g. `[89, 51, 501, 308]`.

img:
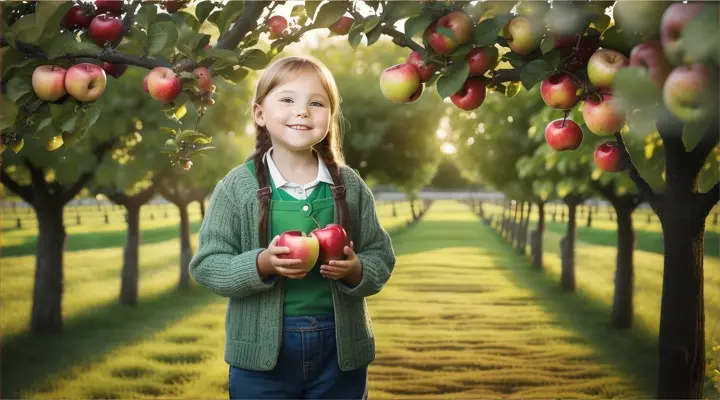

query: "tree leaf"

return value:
[85, 105, 102, 127]
[195, 1, 215, 24]
[437, 60, 469, 99]
[589, 14, 611, 33]
[611, 67, 662, 111]
[682, 120, 712, 152]
[134, 4, 157, 30]
[540, 37, 554, 54]
[215, 1, 245, 35]
[506, 81, 522, 98]
[314, 1, 348, 28]
[366, 24, 382, 46]
[148, 22, 178, 56]
[241, 49, 268, 70]
[348, 23, 363, 49]
[305, 0, 322, 20]
[520, 59, 553, 90]
[681, 5, 720, 64]
[404, 14, 434, 39]
[291, 5, 307, 18]
[0, 95, 19, 130]
[450, 43, 474, 59]
[5, 77, 32, 102]
[383, 1, 422, 22]
[436, 26, 455, 41]
[363, 16, 381, 34]
[474, 16, 509, 47]
[44, 33, 101, 59]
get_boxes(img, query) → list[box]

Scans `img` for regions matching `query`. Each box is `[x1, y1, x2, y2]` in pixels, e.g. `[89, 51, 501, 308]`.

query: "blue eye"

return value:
[280, 98, 293, 103]
[311, 101, 324, 107]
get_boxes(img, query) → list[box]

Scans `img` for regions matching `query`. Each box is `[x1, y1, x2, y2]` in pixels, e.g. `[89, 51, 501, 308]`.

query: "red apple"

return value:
[406, 51, 437, 82]
[65, 63, 107, 102]
[329, 16, 354, 35]
[162, 0, 189, 14]
[95, 0, 124, 16]
[277, 231, 320, 271]
[582, 93, 626, 136]
[311, 223, 348, 263]
[545, 119, 583, 151]
[89, 14, 123, 47]
[146, 67, 182, 102]
[102, 62, 127, 79]
[540, 73, 581, 110]
[594, 141, 623, 172]
[505, 16, 543, 55]
[466, 47, 498, 77]
[587, 49, 629, 90]
[661, 2, 706, 66]
[193, 67, 212, 93]
[62, 6, 93, 30]
[427, 11, 473, 55]
[267, 15, 287, 39]
[450, 77, 487, 111]
[31, 65, 68, 102]
[380, 63, 422, 103]
[629, 40, 672, 88]
[663, 64, 718, 123]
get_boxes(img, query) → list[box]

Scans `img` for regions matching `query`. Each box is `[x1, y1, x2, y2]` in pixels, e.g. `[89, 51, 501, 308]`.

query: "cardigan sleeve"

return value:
[336, 174, 396, 297]
[189, 180, 276, 298]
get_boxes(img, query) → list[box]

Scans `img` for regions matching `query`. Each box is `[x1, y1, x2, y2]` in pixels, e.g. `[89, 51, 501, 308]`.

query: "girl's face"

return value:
[253, 70, 332, 152]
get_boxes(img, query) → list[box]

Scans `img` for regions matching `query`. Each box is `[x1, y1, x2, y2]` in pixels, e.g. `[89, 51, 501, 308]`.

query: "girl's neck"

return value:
[270, 146, 318, 184]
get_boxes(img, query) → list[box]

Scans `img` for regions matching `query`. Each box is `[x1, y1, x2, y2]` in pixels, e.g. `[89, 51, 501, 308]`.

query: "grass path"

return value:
[8, 200, 657, 399]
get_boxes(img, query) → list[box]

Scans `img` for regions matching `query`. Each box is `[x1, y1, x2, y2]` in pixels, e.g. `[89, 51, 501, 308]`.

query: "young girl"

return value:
[189, 55, 396, 399]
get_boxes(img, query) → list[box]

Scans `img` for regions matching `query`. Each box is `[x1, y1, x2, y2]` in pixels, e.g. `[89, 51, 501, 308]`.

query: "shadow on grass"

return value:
[0, 213, 425, 399]
[391, 209, 659, 397]
[545, 221, 719, 258]
[1, 221, 202, 257]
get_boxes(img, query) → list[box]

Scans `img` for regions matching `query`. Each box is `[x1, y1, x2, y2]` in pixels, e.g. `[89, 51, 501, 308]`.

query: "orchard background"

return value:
[1, 0, 719, 399]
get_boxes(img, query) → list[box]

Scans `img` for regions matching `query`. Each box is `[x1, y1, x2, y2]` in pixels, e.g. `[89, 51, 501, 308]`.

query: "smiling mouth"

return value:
[287, 124, 312, 131]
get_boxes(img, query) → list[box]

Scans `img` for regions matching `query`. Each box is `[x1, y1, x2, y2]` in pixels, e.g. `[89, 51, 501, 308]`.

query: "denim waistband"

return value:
[282, 315, 335, 332]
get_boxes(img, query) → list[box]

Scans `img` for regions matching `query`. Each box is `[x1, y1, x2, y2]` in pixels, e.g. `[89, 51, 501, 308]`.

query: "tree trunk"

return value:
[178, 203, 192, 290]
[561, 196, 581, 292]
[586, 206, 593, 227]
[514, 202, 525, 250]
[612, 199, 636, 330]
[410, 200, 417, 221]
[120, 204, 141, 306]
[31, 204, 66, 333]
[532, 201, 545, 269]
[520, 202, 532, 254]
[656, 209, 706, 398]
[392, 201, 397, 217]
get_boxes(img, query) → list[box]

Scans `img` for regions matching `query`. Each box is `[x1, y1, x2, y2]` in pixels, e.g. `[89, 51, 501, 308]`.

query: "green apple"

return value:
[587, 49, 629, 90]
[506, 16, 543, 55]
[380, 63, 422, 103]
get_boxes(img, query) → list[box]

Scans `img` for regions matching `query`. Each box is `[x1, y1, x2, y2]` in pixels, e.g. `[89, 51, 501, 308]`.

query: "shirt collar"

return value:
[263, 146, 335, 189]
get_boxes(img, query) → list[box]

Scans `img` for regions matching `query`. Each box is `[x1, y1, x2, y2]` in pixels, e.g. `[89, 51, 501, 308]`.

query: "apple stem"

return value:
[562, 110, 571, 127]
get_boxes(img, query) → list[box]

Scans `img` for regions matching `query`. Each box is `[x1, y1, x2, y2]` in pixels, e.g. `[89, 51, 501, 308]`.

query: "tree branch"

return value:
[1, 37, 170, 69]
[615, 132, 661, 212]
[590, 179, 618, 203]
[699, 182, 719, 217]
[0, 169, 34, 204]
[490, 68, 522, 86]
[379, 25, 425, 54]
[215, 1, 270, 50]
[689, 117, 719, 176]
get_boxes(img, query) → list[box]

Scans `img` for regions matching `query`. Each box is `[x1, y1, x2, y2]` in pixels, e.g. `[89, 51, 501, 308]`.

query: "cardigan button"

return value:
[266, 361, 272, 367]
[302, 205, 309, 211]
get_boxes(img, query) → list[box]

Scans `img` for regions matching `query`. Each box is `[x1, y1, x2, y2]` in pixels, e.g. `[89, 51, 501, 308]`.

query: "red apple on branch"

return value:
[582, 93, 626, 136]
[312, 224, 348, 263]
[193, 67, 212, 93]
[277, 231, 320, 271]
[31, 65, 68, 102]
[594, 141, 623, 172]
[663, 64, 718, 123]
[661, 2, 705, 66]
[95, 0, 123, 16]
[450, 77, 486, 111]
[146, 67, 182, 102]
[466, 47, 498, 77]
[587, 49, 629, 90]
[62, 6, 93, 30]
[629, 40, 672, 88]
[540, 73, 581, 110]
[545, 119, 583, 151]
[406, 51, 437, 82]
[427, 11, 473, 55]
[380, 63, 422, 103]
[89, 14, 123, 47]
[65, 63, 107, 102]
[329, 16, 354, 35]
[267, 15, 288, 39]
[102, 62, 127, 79]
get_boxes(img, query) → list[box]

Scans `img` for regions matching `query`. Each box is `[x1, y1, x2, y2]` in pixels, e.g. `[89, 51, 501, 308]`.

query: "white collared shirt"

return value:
[263, 147, 334, 200]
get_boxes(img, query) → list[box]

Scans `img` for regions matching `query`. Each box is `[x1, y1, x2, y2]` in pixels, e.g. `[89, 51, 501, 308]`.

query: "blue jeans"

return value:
[228, 315, 368, 399]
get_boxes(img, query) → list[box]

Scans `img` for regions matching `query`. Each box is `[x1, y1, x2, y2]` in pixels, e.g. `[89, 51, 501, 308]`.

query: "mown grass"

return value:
[2, 200, 664, 399]
[0, 200, 416, 399]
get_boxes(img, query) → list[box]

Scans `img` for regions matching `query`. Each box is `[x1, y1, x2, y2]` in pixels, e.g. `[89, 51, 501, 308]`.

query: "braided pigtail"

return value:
[316, 138, 353, 245]
[249, 130, 273, 247]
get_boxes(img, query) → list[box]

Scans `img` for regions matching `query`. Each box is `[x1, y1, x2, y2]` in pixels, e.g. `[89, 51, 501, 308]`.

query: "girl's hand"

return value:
[262, 235, 309, 279]
[320, 241, 362, 283]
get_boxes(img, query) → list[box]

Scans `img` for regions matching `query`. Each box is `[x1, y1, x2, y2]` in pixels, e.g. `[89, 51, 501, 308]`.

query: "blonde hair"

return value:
[247, 56, 352, 247]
